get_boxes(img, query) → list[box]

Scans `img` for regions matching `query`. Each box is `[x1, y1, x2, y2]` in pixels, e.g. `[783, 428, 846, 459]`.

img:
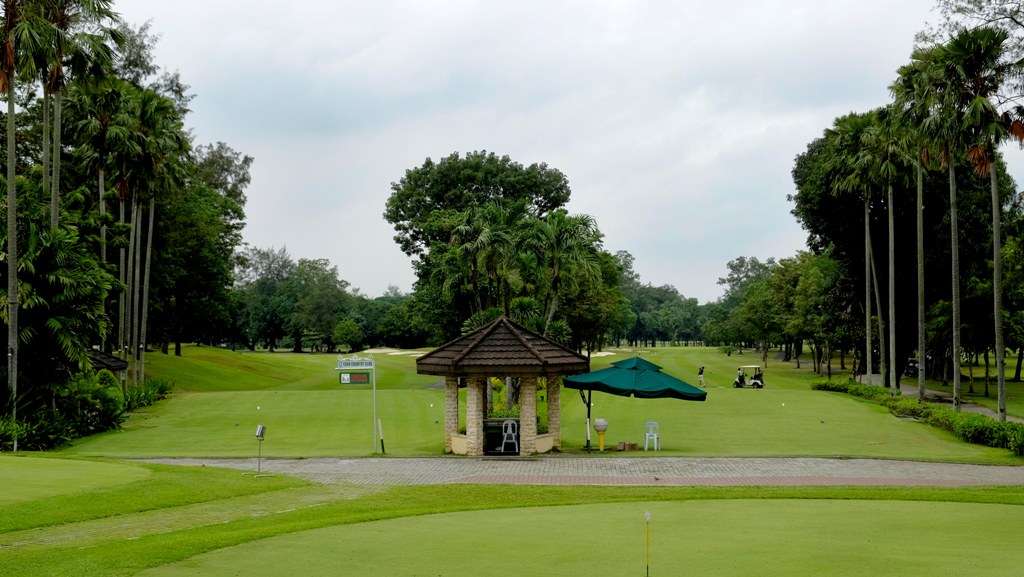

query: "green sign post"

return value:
[336, 355, 380, 452]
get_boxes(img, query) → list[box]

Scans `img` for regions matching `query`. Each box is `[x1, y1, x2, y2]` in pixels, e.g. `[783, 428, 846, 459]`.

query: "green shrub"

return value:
[125, 378, 174, 412]
[489, 406, 520, 419]
[1007, 424, 1024, 457]
[952, 413, 1005, 447]
[922, 406, 958, 434]
[884, 397, 930, 419]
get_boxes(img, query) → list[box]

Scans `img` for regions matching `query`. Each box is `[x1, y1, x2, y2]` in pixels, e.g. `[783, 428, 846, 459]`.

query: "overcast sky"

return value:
[113, 0, 1024, 303]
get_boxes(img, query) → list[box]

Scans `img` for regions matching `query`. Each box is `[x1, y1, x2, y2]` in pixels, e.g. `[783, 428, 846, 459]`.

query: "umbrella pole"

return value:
[585, 389, 592, 450]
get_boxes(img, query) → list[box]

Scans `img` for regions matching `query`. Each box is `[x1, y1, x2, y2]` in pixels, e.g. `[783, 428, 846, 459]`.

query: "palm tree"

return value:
[827, 112, 877, 386]
[40, 0, 121, 229]
[1, 0, 22, 450]
[64, 76, 136, 264]
[948, 26, 1024, 421]
[525, 210, 600, 336]
[106, 85, 186, 382]
[914, 27, 1020, 412]
[866, 106, 911, 396]
[892, 46, 943, 403]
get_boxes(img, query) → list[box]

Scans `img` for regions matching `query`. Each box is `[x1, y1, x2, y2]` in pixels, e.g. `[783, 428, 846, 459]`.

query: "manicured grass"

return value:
[4, 479, 1024, 577]
[144, 345, 437, 392]
[64, 345, 1017, 462]
[0, 454, 151, 504]
[65, 389, 447, 457]
[138, 500, 1024, 577]
[0, 458, 306, 533]
[8, 344, 1021, 576]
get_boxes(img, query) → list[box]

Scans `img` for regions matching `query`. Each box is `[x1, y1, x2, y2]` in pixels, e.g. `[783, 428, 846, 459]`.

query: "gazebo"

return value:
[416, 316, 589, 456]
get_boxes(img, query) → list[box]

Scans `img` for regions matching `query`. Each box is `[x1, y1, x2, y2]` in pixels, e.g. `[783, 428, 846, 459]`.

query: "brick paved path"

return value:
[142, 456, 1024, 487]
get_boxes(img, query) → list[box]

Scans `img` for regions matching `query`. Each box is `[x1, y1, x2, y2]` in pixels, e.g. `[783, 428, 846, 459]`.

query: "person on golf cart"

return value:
[736, 367, 745, 386]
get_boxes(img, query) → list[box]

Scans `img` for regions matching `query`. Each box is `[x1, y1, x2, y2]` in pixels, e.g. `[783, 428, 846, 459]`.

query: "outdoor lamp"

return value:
[594, 418, 608, 452]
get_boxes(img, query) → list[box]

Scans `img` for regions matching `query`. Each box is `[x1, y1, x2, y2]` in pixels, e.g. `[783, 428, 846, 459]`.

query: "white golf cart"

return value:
[733, 365, 765, 388]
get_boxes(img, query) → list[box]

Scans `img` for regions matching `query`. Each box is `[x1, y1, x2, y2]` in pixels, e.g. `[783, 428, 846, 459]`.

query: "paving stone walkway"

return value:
[141, 456, 1024, 487]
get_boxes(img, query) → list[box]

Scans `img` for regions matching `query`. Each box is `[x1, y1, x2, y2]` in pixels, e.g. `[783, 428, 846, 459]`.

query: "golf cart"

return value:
[733, 365, 765, 388]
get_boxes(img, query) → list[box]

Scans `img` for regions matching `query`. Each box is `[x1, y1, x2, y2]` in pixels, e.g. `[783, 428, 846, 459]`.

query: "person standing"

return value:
[698, 366, 705, 387]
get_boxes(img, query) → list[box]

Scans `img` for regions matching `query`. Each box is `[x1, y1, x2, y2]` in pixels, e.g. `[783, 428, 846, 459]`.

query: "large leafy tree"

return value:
[385, 150, 571, 258]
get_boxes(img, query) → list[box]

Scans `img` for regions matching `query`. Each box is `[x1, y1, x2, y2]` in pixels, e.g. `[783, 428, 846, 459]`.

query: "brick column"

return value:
[465, 377, 484, 456]
[444, 376, 459, 454]
[547, 375, 562, 449]
[520, 376, 537, 454]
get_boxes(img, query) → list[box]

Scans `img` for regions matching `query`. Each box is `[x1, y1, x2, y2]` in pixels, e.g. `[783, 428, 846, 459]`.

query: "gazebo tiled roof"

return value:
[416, 316, 590, 378]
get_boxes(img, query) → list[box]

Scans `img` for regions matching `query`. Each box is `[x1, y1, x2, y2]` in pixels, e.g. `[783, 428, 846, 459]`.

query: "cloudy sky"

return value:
[113, 0, 1024, 303]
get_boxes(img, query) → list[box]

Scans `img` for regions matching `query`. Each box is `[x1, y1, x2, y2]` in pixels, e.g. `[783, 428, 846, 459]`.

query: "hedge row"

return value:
[811, 380, 1024, 457]
[0, 376, 174, 451]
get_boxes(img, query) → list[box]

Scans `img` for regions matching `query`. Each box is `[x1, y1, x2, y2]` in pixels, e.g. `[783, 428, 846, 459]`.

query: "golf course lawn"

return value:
[137, 499, 1024, 577]
[0, 455, 151, 504]
[4, 344, 1023, 576]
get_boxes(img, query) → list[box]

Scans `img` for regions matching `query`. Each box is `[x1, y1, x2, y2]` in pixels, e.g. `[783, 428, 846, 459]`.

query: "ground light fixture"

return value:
[252, 425, 270, 477]
[593, 418, 609, 452]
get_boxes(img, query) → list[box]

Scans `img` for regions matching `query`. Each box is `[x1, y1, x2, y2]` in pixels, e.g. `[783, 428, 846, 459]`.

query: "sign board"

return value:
[339, 371, 371, 385]
[334, 354, 381, 453]
[337, 357, 375, 370]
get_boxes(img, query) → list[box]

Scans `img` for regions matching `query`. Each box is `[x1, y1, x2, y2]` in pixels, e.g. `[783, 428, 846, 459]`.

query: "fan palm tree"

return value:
[64, 76, 136, 264]
[40, 0, 121, 229]
[866, 106, 913, 396]
[827, 112, 878, 386]
[947, 26, 1024, 421]
[892, 45, 943, 403]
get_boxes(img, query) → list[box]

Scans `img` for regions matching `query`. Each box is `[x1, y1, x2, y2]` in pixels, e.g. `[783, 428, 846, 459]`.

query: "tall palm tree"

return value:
[1, 0, 22, 450]
[948, 26, 1024, 421]
[131, 88, 187, 383]
[866, 106, 910, 396]
[892, 46, 943, 403]
[64, 76, 136, 264]
[915, 27, 1019, 412]
[827, 112, 877, 386]
[41, 0, 121, 229]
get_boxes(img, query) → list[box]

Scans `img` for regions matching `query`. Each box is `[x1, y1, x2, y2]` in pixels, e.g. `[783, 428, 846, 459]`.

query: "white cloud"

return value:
[112, 0, 1021, 303]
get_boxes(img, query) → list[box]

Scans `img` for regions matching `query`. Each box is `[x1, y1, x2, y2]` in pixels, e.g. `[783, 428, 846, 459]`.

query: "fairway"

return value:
[0, 456, 151, 504]
[63, 344, 1017, 462]
[8, 345, 1022, 577]
[138, 499, 1024, 576]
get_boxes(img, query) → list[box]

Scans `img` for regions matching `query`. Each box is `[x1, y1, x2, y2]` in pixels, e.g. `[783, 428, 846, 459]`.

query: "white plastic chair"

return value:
[500, 419, 519, 453]
[644, 421, 660, 451]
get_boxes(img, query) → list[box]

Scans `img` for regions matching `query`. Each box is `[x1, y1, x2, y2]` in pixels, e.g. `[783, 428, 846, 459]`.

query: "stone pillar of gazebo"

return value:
[547, 375, 562, 448]
[466, 376, 485, 456]
[520, 376, 538, 454]
[444, 376, 459, 454]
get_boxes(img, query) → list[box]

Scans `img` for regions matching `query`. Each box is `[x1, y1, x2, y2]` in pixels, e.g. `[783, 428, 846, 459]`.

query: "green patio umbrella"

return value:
[563, 357, 706, 448]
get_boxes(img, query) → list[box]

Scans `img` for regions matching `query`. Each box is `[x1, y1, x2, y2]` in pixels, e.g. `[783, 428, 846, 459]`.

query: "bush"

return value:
[884, 397, 930, 420]
[124, 378, 174, 412]
[1007, 424, 1024, 457]
[0, 411, 76, 451]
[952, 413, 1006, 447]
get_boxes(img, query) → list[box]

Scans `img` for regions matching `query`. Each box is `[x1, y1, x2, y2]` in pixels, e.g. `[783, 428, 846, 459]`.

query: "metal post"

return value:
[645, 510, 651, 577]
[372, 363, 378, 453]
[585, 389, 592, 450]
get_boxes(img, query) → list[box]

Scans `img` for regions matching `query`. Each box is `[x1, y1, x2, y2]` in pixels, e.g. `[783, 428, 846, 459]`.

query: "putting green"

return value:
[0, 455, 151, 504]
[140, 499, 1024, 576]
